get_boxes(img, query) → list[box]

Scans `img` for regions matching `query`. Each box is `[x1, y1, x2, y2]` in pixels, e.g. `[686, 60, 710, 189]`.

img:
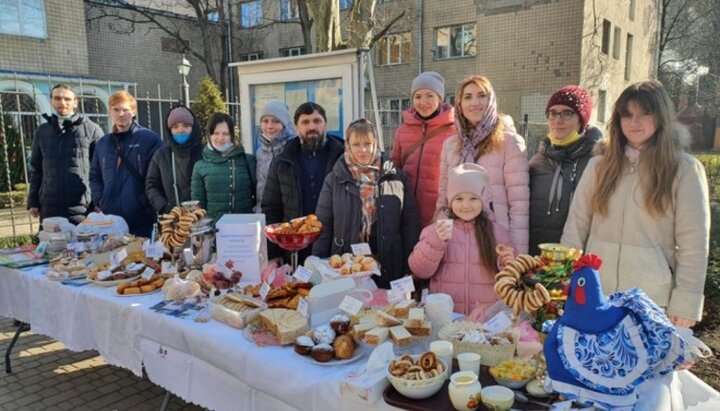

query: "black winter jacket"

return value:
[145, 106, 203, 214]
[312, 155, 420, 289]
[261, 135, 344, 260]
[28, 114, 103, 224]
[528, 127, 601, 255]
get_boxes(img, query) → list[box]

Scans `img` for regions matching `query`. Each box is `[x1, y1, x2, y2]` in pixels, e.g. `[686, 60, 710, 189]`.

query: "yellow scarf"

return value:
[548, 130, 581, 147]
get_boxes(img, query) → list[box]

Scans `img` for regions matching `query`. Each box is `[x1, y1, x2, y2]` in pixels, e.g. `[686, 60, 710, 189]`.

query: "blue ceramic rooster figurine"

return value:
[543, 253, 688, 410]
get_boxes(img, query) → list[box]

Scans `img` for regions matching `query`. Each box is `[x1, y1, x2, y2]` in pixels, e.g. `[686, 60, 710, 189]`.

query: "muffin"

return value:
[330, 314, 350, 335]
[312, 325, 336, 345]
[311, 343, 334, 362]
[333, 335, 356, 360]
[294, 335, 315, 356]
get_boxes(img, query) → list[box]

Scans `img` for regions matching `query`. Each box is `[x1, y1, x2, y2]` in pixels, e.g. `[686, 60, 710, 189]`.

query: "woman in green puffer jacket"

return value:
[191, 113, 256, 224]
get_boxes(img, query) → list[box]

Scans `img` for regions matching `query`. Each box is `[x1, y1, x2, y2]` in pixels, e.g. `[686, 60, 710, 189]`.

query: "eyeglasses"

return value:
[546, 110, 576, 121]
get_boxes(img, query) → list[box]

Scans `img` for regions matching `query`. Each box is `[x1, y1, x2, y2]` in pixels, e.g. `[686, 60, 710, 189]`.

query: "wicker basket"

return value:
[438, 321, 517, 367]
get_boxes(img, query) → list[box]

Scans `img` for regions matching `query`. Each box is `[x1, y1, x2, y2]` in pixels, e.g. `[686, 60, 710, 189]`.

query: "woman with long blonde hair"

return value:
[436, 76, 530, 253]
[562, 80, 710, 327]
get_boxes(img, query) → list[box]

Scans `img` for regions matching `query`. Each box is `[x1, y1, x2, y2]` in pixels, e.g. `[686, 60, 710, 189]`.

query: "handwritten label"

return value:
[161, 261, 178, 275]
[259, 282, 271, 300]
[351, 243, 372, 256]
[484, 311, 512, 335]
[390, 276, 415, 295]
[141, 267, 156, 280]
[339, 295, 364, 316]
[421, 288, 429, 305]
[111, 248, 128, 266]
[296, 297, 308, 317]
[293, 266, 313, 282]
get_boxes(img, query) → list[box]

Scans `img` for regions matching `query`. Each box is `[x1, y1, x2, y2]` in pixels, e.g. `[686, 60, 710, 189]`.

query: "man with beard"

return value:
[262, 102, 344, 260]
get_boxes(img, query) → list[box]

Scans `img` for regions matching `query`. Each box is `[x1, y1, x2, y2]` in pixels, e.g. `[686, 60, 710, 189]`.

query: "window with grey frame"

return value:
[279, 0, 298, 21]
[280, 47, 305, 57]
[434, 24, 476, 59]
[339, 0, 353, 10]
[240, 0, 263, 28]
[378, 32, 412, 65]
[0, 0, 46, 38]
[240, 52, 263, 62]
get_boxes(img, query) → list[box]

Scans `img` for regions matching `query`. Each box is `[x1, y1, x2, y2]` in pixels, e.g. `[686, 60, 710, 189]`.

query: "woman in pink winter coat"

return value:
[410, 163, 514, 319]
[437, 76, 530, 253]
[391, 72, 456, 227]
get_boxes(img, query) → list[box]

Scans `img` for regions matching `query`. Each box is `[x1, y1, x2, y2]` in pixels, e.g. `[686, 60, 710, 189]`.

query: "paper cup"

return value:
[458, 352, 481, 375]
[430, 340, 454, 377]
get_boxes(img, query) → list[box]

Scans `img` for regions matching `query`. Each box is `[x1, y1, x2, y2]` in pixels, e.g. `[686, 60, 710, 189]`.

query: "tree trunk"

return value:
[297, 0, 314, 53]
[348, 0, 376, 48]
[308, 0, 342, 52]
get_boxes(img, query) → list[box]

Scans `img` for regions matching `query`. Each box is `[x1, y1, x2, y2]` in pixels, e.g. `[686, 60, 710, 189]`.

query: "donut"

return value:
[419, 351, 437, 371]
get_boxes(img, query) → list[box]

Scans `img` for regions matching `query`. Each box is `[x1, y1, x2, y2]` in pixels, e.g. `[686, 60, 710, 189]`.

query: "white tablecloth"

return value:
[2, 264, 720, 411]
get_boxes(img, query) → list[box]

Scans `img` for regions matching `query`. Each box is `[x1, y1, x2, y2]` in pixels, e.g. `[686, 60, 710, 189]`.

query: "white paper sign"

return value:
[141, 267, 156, 280]
[484, 311, 512, 335]
[390, 276, 415, 295]
[146, 241, 164, 259]
[215, 214, 267, 284]
[339, 295, 363, 316]
[260, 282, 271, 300]
[293, 266, 313, 282]
[351, 243, 372, 256]
[111, 248, 128, 266]
[387, 288, 406, 305]
[297, 297, 308, 317]
[161, 261, 178, 275]
[421, 288, 429, 304]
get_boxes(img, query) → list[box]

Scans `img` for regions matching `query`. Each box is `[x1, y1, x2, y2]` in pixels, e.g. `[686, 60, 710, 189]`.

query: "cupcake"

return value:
[312, 325, 336, 345]
[333, 335, 356, 360]
[311, 343, 334, 362]
[329, 314, 350, 335]
[294, 336, 315, 356]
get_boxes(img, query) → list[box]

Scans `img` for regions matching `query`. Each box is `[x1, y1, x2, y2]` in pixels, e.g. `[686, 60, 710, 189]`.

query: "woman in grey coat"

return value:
[255, 100, 296, 212]
[312, 119, 420, 289]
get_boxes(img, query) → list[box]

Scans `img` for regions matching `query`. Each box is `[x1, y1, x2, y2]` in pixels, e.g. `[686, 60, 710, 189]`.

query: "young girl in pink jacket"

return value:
[409, 163, 514, 320]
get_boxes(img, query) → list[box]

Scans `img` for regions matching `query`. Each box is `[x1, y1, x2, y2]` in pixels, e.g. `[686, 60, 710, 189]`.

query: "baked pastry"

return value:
[389, 300, 416, 318]
[294, 335, 315, 356]
[403, 319, 432, 336]
[407, 308, 425, 326]
[312, 325, 336, 345]
[311, 343, 334, 362]
[364, 327, 389, 345]
[329, 314, 350, 335]
[329, 255, 343, 268]
[333, 335, 356, 360]
[376, 311, 403, 327]
[389, 325, 413, 347]
[352, 317, 377, 340]
[258, 309, 308, 345]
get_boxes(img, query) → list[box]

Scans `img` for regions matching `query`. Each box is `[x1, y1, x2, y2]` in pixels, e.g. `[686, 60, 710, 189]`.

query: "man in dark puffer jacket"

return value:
[28, 84, 103, 225]
[262, 102, 344, 261]
[145, 105, 203, 214]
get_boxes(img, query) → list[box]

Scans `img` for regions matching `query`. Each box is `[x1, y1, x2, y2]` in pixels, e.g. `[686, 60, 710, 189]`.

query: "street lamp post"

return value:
[177, 53, 192, 106]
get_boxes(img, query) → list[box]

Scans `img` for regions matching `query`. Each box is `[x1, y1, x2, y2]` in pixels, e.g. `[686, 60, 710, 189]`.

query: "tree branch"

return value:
[368, 10, 406, 48]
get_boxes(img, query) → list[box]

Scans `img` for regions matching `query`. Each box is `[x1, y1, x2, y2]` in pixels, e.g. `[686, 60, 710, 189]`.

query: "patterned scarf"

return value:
[344, 146, 382, 243]
[455, 91, 499, 163]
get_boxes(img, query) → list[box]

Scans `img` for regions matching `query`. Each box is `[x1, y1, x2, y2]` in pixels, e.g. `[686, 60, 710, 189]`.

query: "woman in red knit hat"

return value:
[528, 85, 602, 255]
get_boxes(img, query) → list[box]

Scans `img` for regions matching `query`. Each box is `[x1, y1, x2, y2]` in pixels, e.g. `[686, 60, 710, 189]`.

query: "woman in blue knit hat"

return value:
[255, 100, 296, 211]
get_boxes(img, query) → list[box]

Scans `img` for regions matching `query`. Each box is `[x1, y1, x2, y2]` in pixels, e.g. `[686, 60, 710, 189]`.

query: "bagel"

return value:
[535, 283, 551, 304]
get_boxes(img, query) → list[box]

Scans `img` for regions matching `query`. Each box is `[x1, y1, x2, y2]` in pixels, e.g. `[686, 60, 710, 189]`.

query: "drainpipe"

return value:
[418, 0, 423, 75]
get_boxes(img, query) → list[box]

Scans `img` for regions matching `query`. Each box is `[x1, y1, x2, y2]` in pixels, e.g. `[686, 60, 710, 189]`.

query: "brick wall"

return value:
[0, 0, 90, 75]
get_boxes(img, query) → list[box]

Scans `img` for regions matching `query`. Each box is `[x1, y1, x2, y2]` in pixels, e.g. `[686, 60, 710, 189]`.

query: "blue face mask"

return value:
[52, 109, 75, 120]
[172, 132, 191, 145]
[211, 142, 234, 153]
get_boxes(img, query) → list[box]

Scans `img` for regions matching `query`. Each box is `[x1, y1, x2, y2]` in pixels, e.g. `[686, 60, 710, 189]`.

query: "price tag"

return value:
[339, 295, 363, 316]
[267, 269, 277, 285]
[387, 288, 405, 305]
[67, 242, 85, 253]
[293, 266, 313, 283]
[390, 276, 415, 295]
[146, 241, 164, 260]
[484, 311, 512, 335]
[141, 267, 156, 280]
[34, 241, 48, 257]
[259, 282, 271, 300]
[296, 297, 308, 317]
[111, 248, 128, 266]
[351, 243, 372, 256]
[161, 261, 178, 275]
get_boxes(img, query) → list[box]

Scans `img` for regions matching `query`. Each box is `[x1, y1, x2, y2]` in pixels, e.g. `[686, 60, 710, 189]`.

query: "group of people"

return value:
[28, 74, 710, 329]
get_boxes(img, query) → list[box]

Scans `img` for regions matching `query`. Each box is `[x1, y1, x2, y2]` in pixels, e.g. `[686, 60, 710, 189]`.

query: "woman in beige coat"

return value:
[562, 80, 710, 327]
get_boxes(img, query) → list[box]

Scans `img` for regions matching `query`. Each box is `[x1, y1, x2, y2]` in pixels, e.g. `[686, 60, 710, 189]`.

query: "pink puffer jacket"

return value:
[409, 219, 512, 315]
[391, 104, 456, 227]
[436, 132, 530, 254]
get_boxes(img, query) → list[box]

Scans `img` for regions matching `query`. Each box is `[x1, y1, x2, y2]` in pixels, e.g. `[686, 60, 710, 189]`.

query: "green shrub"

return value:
[696, 153, 720, 203]
[190, 77, 227, 139]
[0, 234, 37, 248]
[13, 183, 27, 191]
[0, 190, 27, 207]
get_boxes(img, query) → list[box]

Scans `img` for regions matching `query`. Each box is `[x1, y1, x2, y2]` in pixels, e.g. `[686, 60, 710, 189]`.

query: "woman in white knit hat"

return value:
[255, 100, 296, 211]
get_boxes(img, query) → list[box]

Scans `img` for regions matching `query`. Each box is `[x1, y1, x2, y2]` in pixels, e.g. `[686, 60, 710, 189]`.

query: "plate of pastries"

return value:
[294, 314, 365, 365]
[326, 253, 379, 277]
[264, 214, 323, 251]
[115, 274, 165, 296]
[242, 281, 313, 309]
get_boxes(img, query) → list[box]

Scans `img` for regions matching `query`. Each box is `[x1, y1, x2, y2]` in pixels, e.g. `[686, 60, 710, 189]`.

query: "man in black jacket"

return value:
[145, 105, 203, 214]
[27, 84, 103, 225]
[261, 102, 344, 261]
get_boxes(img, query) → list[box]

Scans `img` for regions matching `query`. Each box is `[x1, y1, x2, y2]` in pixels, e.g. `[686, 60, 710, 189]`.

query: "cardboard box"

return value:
[215, 214, 267, 284]
[339, 366, 389, 405]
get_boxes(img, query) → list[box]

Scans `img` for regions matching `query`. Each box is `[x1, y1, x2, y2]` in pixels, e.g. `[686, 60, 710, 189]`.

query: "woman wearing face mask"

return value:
[528, 86, 601, 255]
[146, 105, 203, 214]
[191, 113, 256, 223]
[437, 76, 530, 253]
[254, 100, 296, 212]
[313, 119, 420, 289]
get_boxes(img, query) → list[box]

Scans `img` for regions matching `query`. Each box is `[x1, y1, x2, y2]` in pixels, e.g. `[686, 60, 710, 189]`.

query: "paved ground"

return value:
[0, 207, 36, 239]
[0, 316, 205, 411]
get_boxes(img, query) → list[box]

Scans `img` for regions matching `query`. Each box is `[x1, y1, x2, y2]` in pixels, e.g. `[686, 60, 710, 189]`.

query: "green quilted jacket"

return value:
[191, 145, 257, 224]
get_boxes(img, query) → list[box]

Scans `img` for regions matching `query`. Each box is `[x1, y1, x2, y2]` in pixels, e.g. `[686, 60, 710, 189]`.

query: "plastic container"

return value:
[209, 294, 266, 329]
